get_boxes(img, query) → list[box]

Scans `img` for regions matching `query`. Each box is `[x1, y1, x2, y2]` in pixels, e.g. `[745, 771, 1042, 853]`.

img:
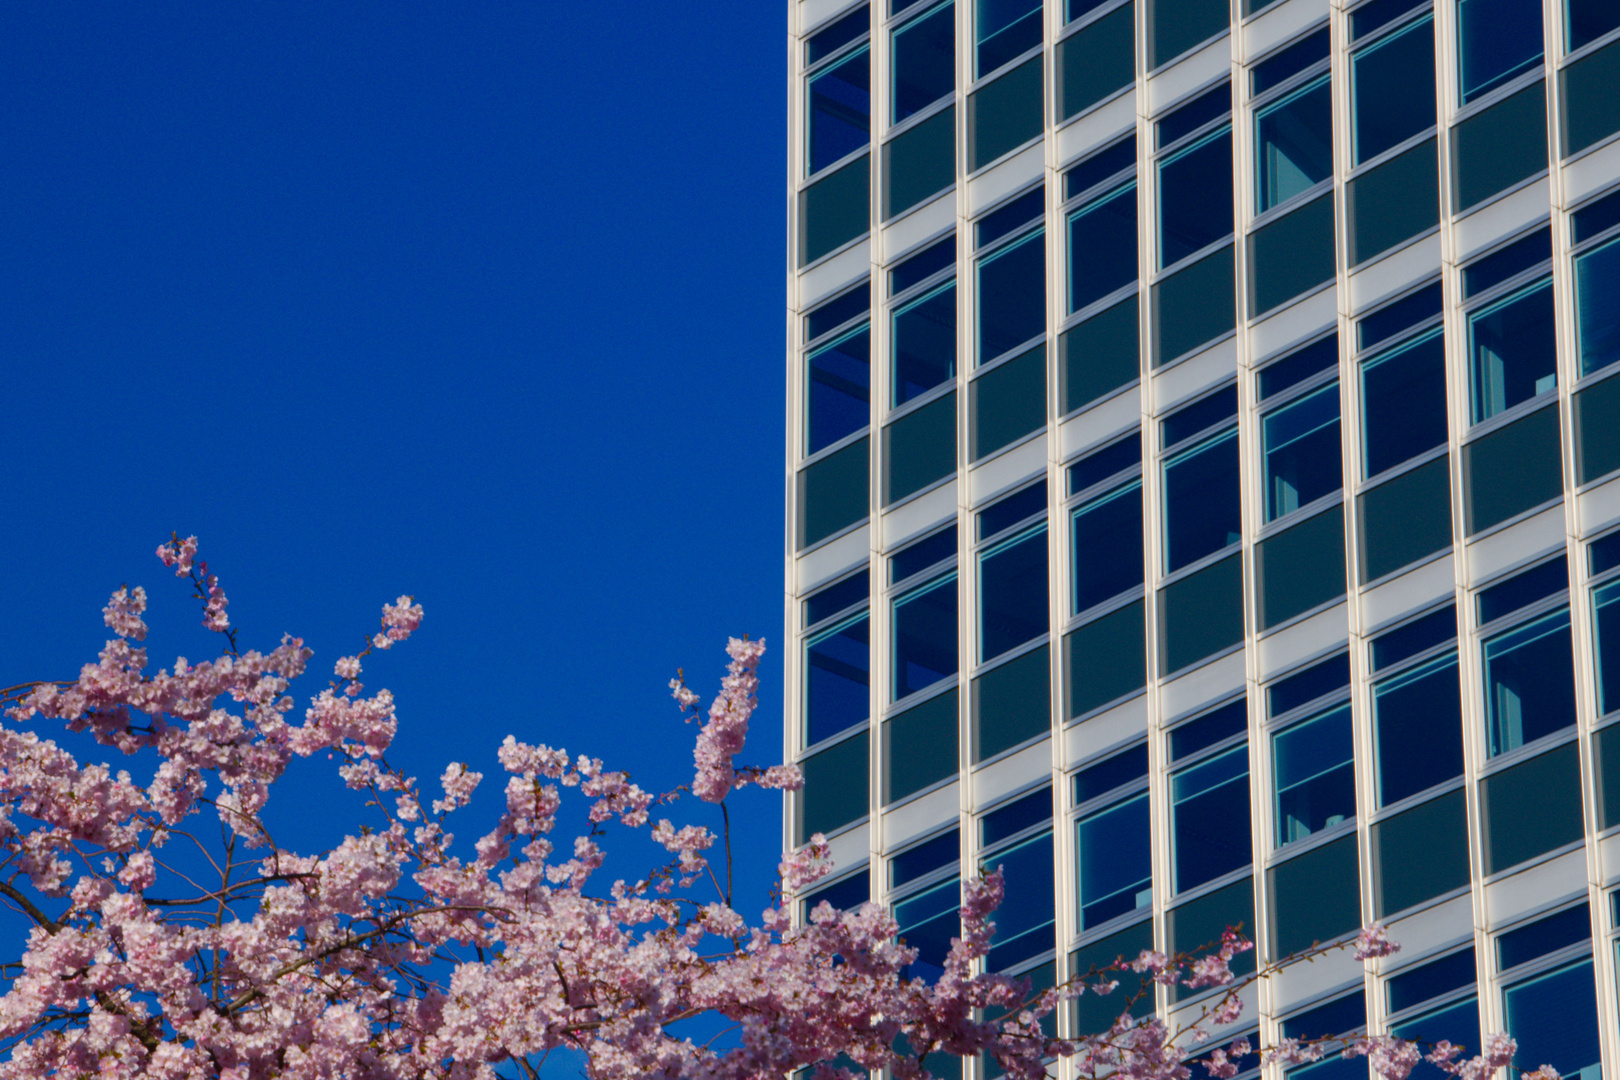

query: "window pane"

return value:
[1575, 374, 1620, 484]
[807, 5, 869, 65]
[807, 613, 871, 746]
[1577, 237, 1620, 377]
[893, 281, 957, 406]
[1464, 226, 1551, 299]
[801, 869, 869, 918]
[1077, 793, 1152, 929]
[1370, 604, 1456, 671]
[1361, 329, 1447, 478]
[971, 344, 1047, 458]
[1067, 429, 1139, 493]
[806, 285, 870, 342]
[809, 48, 872, 176]
[1061, 296, 1140, 411]
[1152, 243, 1235, 363]
[1057, 3, 1135, 121]
[1263, 383, 1341, 521]
[800, 730, 870, 842]
[1256, 505, 1347, 629]
[1372, 789, 1469, 916]
[895, 876, 960, 981]
[1454, 80, 1548, 213]
[1249, 192, 1336, 314]
[1172, 745, 1252, 892]
[1346, 137, 1439, 264]
[984, 829, 1055, 969]
[1351, 17, 1436, 165]
[1064, 600, 1147, 717]
[1271, 833, 1360, 956]
[805, 572, 868, 626]
[1163, 429, 1240, 571]
[967, 55, 1043, 169]
[1069, 920, 1155, 1034]
[1389, 999, 1480, 1064]
[892, 526, 956, 584]
[799, 435, 870, 548]
[1072, 482, 1144, 612]
[1388, 948, 1476, 1013]
[1159, 128, 1234, 268]
[894, 2, 955, 123]
[1253, 27, 1330, 96]
[801, 153, 872, 265]
[1148, 0, 1229, 69]
[1350, 0, 1425, 40]
[1463, 404, 1563, 535]
[1160, 553, 1244, 672]
[1163, 384, 1237, 447]
[1374, 654, 1464, 805]
[885, 688, 959, 803]
[1595, 721, 1620, 828]
[885, 390, 957, 505]
[1157, 82, 1230, 147]
[1269, 653, 1350, 718]
[894, 574, 959, 699]
[884, 104, 957, 219]
[982, 787, 1050, 845]
[892, 235, 955, 295]
[980, 524, 1049, 660]
[1481, 741, 1583, 874]
[1259, 334, 1338, 402]
[977, 230, 1046, 362]
[1562, 36, 1620, 157]
[1568, 0, 1620, 52]
[979, 187, 1044, 248]
[892, 828, 960, 888]
[807, 327, 871, 455]
[1498, 905, 1591, 971]
[974, 644, 1050, 760]
[1166, 878, 1256, 1001]
[1483, 608, 1576, 756]
[1274, 704, 1355, 846]
[1069, 183, 1138, 313]
[1477, 556, 1567, 624]
[1594, 581, 1620, 716]
[1256, 76, 1332, 212]
[1358, 455, 1452, 582]
[1074, 745, 1148, 802]
[977, 0, 1042, 74]
[1171, 698, 1247, 761]
[1456, 0, 1543, 105]
[1503, 960, 1602, 1080]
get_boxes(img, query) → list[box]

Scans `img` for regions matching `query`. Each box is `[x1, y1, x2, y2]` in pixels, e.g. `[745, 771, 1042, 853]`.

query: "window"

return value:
[976, 0, 1041, 75]
[893, 573, 958, 699]
[1462, 404, 1563, 535]
[1576, 236, 1620, 377]
[1153, 243, 1236, 362]
[1255, 76, 1332, 212]
[884, 391, 956, 504]
[1280, 991, 1365, 1079]
[1159, 552, 1244, 671]
[967, 55, 1043, 169]
[1262, 383, 1341, 521]
[1593, 579, 1620, 715]
[800, 868, 869, 918]
[979, 799, 1055, 969]
[891, 832, 960, 982]
[1166, 877, 1255, 1000]
[1350, 15, 1435, 165]
[1373, 653, 1463, 805]
[1259, 336, 1338, 402]
[893, 280, 957, 406]
[1162, 430, 1240, 572]
[808, 44, 871, 176]
[1256, 505, 1347, 629]
[801, 153, 873, 266]
[885, 106, 956, 218]
[806, 326, 871, 455]
[805, 282, 870, 342]
[1073, 748, 1152, 930]
[971, 345, 1046, 458]
[1273, 704, 1354, 846]
[1456, 0, 1542, 105]
[1253, 27, 1329, 96]
[1249, 193, 1336, 315]
[1463, 226, 1550, 299]
[1171, 742, 1252, 892]
[1481, 741, 1583, 873]
[806, 607, 870, 746]
[1067, 182, 1137, 314]
[885, 688, 958, 803]
[1056, 2, 1134, 121]
[1064, 599, 1147, 716]
[1451, 80, 1547, 212]
[798, 435, 870, 548]
[891, 235, 954, 295]
[1148, 0, 1228, 69]
[1559, 37, 1620, 157]
[1069, 431, 1139, 492]
[976, 194, 1046, 363]
[1061, 298, 1139, 411]
[1372, 788, 1469, 916]
[1346, 137, 1438, 264]
[1498, 907, 1602, 1080]
[1071, 481, 1143, 612]
[1482, 607, 1575, 756]
[1360, 328, 1447, 478]
[799, 729, 870, 842]
[1158, 82, 1229, 147]
[1370, 603, 1455, 671]
[892, 525, 956, 583]
[1568, 0, 1620, 51]
[1468, 279, 1557, 424]
[1271, 833, 1360, 956]
[1386, 951, 1480, 1076]
[979, 523, 1048, 661]
[1158, 127, 1233, 268]
[1268, 652, 1349, 717]
[893, 1, 955, 123]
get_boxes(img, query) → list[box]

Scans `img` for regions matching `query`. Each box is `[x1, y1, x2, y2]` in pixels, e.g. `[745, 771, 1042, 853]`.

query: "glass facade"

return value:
[787, 0, 1620, 1070]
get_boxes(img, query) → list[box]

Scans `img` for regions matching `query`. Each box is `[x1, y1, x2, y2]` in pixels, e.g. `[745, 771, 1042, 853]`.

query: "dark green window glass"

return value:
[1060, 296, 1139, 412]
[1249, 192, 1336, 315]
[1148, 0, 1228, 69]
[1159, 552, 1243, 673]
[1346, 137, 1438, 265]
[884, 105, 957, 220]
[801, 154, 871, 265]
[1069, 920, 1154, 1035]
[884, 391, 957, 505]
[973, 644, 1051, 762]
[968, 55, 1044, 170]
[1561, 38, 1620, 157]
[799, 730, 870, 842]
[799, 436, 870, 548]
[1452, 80, 1547, 212]
[1372, 789, 1469, 916]
[1256, 505, 1346, 629]
[1594, 722, 1620, 828]
[1462, 404, 1563, 535]
[1064, 600, 1146, 717]
[1166, 878, 1255, 1001]
[1575, 374, 1620, 484]
[1152, 243, 1235, 364]
[884, 688, 959, 803]
[1057, 3, 1134, 121]
[1271, 834, 1360, 957]
[971, 345, 1046, 458]
[1358, 456, 1452, 583]
[1481, 741, 1583, 874]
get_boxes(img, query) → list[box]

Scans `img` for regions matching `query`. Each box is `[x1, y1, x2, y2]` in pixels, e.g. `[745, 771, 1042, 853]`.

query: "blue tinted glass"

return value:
[1074, 744, 1149, 802]
[980, 524, 1049, 660]
[1594, 531, 1620, 576]
[982, 786, 1051, 845]
[1252, 27, 1331, 95]
[984, 830, 1055, 970]
[1568, 0, 1620, 51]
[1169, 699, 1247, 761]
[802, 869, 870, 916]
[1464, 226, 1552, 298]
[1374, 653, 1464, 805]
[1158, 128, 1234, 267]
[1469, 279, 1558, 423]
[1503, 960, 1602, 1080]
[1262, 383, 1342, 521]
[806, 284, 871, 341]
[977, 229, 1046, 362]
[808, 5, 871, 64]
[1067, 0, 1114, 20]
[1457, 0, 1544, 104]
[893, 574, 959, 699]
[1256, 76, 1333, 212]
[892, 526, 957, 582]
[1388, 949, 1477, 1012]
[1270, 653, 1351, 716]
[1259, 335, 1338, 401]
[1573, 187, 1620, 243]
[893, 281, 957, 406]
[806, 613, 871, 745]
[893, 2, 956, 123]
[1162, 384, 1238, 447]
[1157, 82, 1230, 147]
[805, 572, 869, 625]
[1162, 430, 1241, 572]
[1360, 282, 1443, 349]
[891, 828, 960, 887]
[1499, 904, 1591, 970]
[808, 48, 872, 175]
[1478, 557, 1568, 624]
[1283, 992, 1366, 1038]
[1596, 581, 1620, 715]
[1351, 17, 1437, 165]
[1576, 236, 1620, 376]
[1172, 745, 1253, 891]
[1371, 605, 1456, 671]
[1072, 482, 1144, 612]
[894, 876, 959, 981]
[1484, 607, 1576, 756]
[1068, 433, 1140, 493]
[1064, 137, 1136, 200]
[978, 187, 1045, 248]
[977, 0, 1043, 74]
[1077, 793, 1151, 929]
[807, 327, 872, 454]
[891, 235, 956, 294]
[1349, 0, 1424, 40]
[1274, 704, 1356, 845]
[1389, 997, 1481, 1074]
[980, 482, 1046, 537]
[1068, 183, 1138, 312]
[1360, 329, 1447, 478]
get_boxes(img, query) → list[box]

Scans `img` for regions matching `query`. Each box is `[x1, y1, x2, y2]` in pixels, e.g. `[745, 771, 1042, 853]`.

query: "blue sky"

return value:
[0, 2, 792, 921]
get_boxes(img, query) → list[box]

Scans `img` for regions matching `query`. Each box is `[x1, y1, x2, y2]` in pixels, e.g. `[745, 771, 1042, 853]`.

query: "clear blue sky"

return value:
[0, 3, 791, 916]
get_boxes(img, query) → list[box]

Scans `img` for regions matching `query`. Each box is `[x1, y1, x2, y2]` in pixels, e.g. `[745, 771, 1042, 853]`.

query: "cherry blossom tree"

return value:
[0, 537, 1553, 1080]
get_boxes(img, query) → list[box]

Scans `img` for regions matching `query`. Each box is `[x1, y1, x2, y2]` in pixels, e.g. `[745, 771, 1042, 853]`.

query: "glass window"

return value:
[1158, 128, 1234, 268]
[1171, 744, 1252, 892]
[884, 104, 957, 219]
[983, 786, 1051, 845]
[1595, 579, 1620, 715]
[1374, 654, 1464, 805]
[1462, 403, 1563, 535]
[1268, 652, 1350, 717]
[1575, 374, 1620, 484]
[1360, 281, 1442, 350]
[978, 187, 1044, 248]
[1063, 600, 1146, 716]
[1559, 36, 1620, 157]
[1345, 137, 1439, 264]
[808, 6, 870, 64]
[1252, 27, 1329, 96]
[884, 688, 958, 802]
[1061, 298, 1139, 411]
[884, 391, 956, 505]
[1350, 0, 1425, 40]
[1481, 741, 1583, 873]
[1153, 243, 1236, 362]
[967, 55, 1043, 169]
[805, 572, 868, 626]
[1057, 3, 1135, 121]
[1166, 878, 1256, 1000]
[1281, 992, 1365, 1080]
[1249, 193, 1335, 315]
[973, 644, 1049, 760]
[1273, 704, 1354, 845]
[1499, 905, 1591, 970]
[1574, 187, 1620, 244]
[1502, 960, 1602, 1079]
[807, 326, 871, 455]
[1064, 137, 1135, 201]
[979, 482, 1044, 537]
[1464, 226, 1551, 299]
[1477, 556, 1567, 624]
[1256, 505, 1347, 629]
[1162, 384, 1237, 447]
[799, 435, 870, 548]
[971, 345, 1046, 459]
[1452, 79, 1548, 213]
[982, 828, 1055, 969]
[1159, 552, 1244, 672]
[1568, 0, 1620, 52]
[1256, 76, 1332, 212]
[1072, 482, 1144, 612]
[891, 827, 959, 888]
[1483, 607, 1575, 756]
[808, 47, 872, 176]
[893, 281, 957, 406]
[891, 235, 955, 295]
[1358, 456, 1452, 583]
[1069, 919, 1154, 1034]
[893, 1, 955, 123]
[1157, 82, 1229, 147]
[1258, 335, 1337, 401]
[1372, 788, 1469, 915]
[979, 523, 1049, 661]
[1076, 792, 1151, 930]
[1068, 183, 1138, 313]
[1148, 0, 1229, 69]
[1576, 237, 1620, 377]
[1162, 429, 1240, 572]
[801, 868, 870, 918]
[977, 230, 1046, 363]
[1271, 833, 1360, 956]
[1351, 16, 1436, 165]
[1262, 383, 1341, 521]
[1074, 744, 1148, 802]
[801, 154, 873, 266]
[895, 875, 960, 981]
[806, 284, 870, 342]
[800, 730, 870, 842]
[1388, 947, 1476, 1013]
[977, 0, 1042, 75]
[894, 573, 959, 699]
[806, 612, 871, 746]
[1370, 604, 1455, 672]
[1456, 0, 1543, 105]
[1389, 997, 1480, 1073]
[1361, 329, 1447, 478]
[1170, 698, 1247, 761]
[1068, 431, 1140, 494]
[892, 526, 956, 583]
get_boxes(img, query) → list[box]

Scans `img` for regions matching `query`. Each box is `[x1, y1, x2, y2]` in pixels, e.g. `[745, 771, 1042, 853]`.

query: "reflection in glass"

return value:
[1361, 329, 1448, 478]
[895, 876, 959, 982]
[1171, 745, 1252, 892]
[1262, 383, 1341, 521]
[893, 2, 955, 123]
[1076, 794, 1151, 930]
[1255, 76, 1332, 211]
[1158, 128, 1234, 267]
[1162, 430, 1241, 572]
[1273, 704, 1355, 845]
[1067, 183, 1138, 313]
[1469, 279, 1557, 423]
[893, 574, 959, 700]
[977, 0, 1042, 75]
[893, 282, 957, 406]
[1576, 237, 1620, 376]
[1071, 482, 1143, 612]
[808, 48, 871, 175]
[983, 830, 1054, 970]
[807, 327, 871, 455]
[1351, 17, 1436, 164]
[979, 524, 1048, 661]
[1456, 0, 1543, 104]
[1374, 654, 1464, 805]
[977, 230, 1046, 363]
[805, 613, 870, 745]
[1483, 608, 1576, 756]
[1502, 960, 1602, 1080]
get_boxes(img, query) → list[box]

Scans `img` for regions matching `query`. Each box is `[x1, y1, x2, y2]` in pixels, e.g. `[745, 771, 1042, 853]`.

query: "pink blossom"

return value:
[102, 586, 149, 641]
[1353, 921, 1400, 960]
